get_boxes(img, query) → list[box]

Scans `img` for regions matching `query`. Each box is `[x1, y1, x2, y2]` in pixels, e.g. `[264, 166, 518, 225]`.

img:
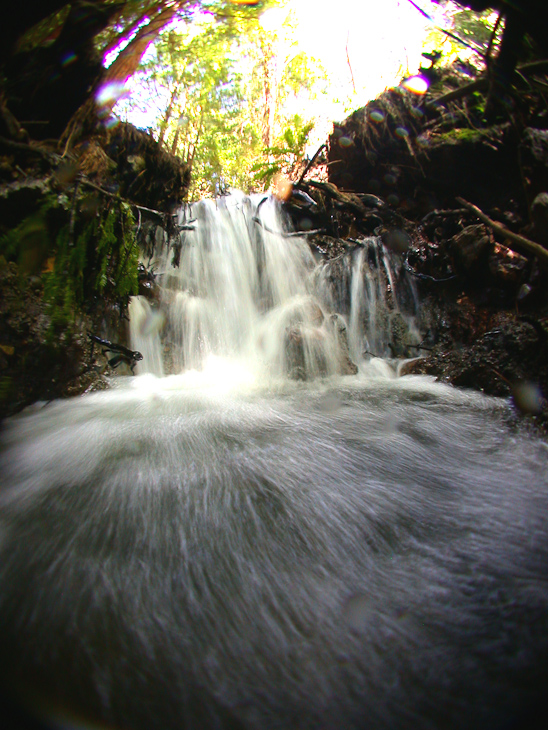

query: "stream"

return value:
[0, 194, 547, 729]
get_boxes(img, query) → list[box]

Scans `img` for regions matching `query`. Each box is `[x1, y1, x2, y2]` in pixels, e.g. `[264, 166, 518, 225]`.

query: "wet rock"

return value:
[530, 192, 548, 246]
[488, 243, 528, 287]
[448, 224, 492, 273]
[388, 313, 411, 358]
[284, 325, 327, 380]
[519, 128, 548, 205]
[402, 313, 548, 428]
[329, 314, 358, 375]
[137, 262, 160, 301]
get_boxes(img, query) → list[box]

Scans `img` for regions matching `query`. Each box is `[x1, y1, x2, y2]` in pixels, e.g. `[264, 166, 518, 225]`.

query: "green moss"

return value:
[2, 193, 139, 329]
[435, 128, 487, 144]
[0, 198, 58, 273]
[0, 376, 13, 402]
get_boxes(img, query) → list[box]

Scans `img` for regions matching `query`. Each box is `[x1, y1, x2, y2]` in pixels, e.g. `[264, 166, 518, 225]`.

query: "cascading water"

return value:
[1, 193, 548, 730]
[128, 192, 420, 381]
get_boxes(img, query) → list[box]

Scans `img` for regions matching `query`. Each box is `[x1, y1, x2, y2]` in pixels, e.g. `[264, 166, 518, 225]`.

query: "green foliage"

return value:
[1, 194, 139, 328]
[435, 127, 485, 144]
[115, 203, 139, 299]
[15, 5, 71, 53]
[0, 196, 61, 273]
[252, 114, 314, 187]
[0, 376, 12, 403]
[44, 198, 139, 327]
[422, 5, 502, 70]
[116, 4, 328, 197]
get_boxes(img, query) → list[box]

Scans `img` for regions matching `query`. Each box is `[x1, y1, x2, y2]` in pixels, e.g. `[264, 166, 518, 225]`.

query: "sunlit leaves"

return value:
[115, 2, 326, 197]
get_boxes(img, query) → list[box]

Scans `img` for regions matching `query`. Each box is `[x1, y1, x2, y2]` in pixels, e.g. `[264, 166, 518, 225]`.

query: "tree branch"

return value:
[79, 177, 167, 218]
[456, 197, 548, 268]
[435, 59, 548, 106]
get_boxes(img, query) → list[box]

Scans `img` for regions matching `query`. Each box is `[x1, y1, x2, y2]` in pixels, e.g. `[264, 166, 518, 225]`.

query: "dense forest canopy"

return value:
[1, 0, 546, 194]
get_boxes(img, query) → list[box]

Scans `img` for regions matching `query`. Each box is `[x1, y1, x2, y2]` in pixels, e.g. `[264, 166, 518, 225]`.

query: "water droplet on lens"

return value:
[61, 52, 78, 68]
[54, 161, 79, 186]
[139, 309, 166, 337]
[512, 381, 544, 414]
[96, 81, 128, 107]
[383, 229, 410, 253]
[271, 174, 292, 201]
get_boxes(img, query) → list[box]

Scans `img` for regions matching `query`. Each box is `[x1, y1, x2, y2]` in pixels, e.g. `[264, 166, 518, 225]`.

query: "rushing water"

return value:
[1, 195, 548, 730]
[129, 193, 421, 379]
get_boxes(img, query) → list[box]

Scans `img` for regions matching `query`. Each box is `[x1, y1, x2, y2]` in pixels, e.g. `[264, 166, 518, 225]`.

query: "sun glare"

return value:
[256, 0, 437, 147]
[280, 0, 431, 103]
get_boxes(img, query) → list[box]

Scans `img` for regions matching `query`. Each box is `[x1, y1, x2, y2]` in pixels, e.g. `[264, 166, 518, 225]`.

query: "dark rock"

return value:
[0, 258, 116, 420]
[448, 224, 492, 273]
[403, 313, 548, 428]
[327, 82, 519, 216]
[103, 123, 190, 211]
[329, 314, 358, 375]
[488, 243, 528, 286]
[519, 128, 548, 205]
[530, 192, 548, 245]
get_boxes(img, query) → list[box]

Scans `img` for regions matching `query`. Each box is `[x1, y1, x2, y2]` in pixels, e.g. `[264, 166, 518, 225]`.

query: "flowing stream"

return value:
[1, 194, 548, 730]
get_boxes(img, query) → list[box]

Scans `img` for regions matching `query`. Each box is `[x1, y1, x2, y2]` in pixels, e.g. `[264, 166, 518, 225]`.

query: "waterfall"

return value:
[129, 193, 421, 382]
[1, 194, 548, 730]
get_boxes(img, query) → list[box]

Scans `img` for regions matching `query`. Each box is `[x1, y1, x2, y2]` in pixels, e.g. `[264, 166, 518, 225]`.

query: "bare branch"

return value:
[456, 197, 548, 268]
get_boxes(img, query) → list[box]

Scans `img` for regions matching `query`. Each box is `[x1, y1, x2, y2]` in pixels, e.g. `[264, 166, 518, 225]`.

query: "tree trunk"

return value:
[158, 84, 180, 147]
[102, 1, 169, 57]
[260, 39, 274, 149]
[104, 5, 179, 87]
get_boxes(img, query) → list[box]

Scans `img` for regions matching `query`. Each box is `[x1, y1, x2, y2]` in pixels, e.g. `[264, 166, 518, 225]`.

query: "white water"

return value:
[129, 193, 420, 381]
[1, 194, 548, 730]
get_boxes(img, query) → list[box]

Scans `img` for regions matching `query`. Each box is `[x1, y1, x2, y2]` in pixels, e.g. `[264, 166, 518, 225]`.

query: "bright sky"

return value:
[275, 0, 432, 101]
[264, 0, 440, 146]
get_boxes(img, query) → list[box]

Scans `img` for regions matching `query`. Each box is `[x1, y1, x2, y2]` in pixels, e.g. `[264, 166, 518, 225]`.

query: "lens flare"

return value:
[96, 82, 128, 108]
[61, 52, 78, 68]
[402, 76, 429, 95]
[271, 174, 293, 202]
